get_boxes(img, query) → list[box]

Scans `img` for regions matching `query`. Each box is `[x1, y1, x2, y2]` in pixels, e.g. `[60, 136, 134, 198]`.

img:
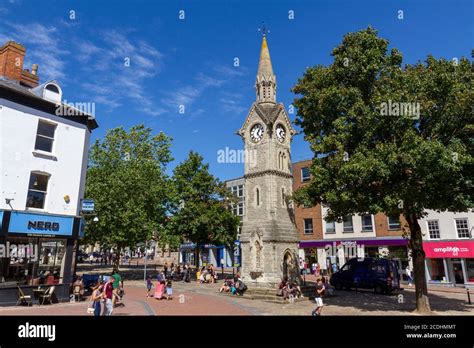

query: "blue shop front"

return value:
[179, 241, 241, 268]
[0, 209, 84, 293]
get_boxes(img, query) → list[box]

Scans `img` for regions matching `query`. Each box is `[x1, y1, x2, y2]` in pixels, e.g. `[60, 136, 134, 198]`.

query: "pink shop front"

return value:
[423, 240, 474, 287]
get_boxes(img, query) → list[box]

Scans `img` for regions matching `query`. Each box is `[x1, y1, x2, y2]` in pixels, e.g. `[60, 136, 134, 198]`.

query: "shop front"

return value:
[423, 240, 474, 287]
[179, 242, 235, 267]
[0, 210, 83, 305]
[300, 238, 409, 275]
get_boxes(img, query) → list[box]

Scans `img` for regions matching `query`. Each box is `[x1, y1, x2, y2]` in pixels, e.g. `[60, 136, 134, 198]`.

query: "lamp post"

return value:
[143, 240, 148, 282]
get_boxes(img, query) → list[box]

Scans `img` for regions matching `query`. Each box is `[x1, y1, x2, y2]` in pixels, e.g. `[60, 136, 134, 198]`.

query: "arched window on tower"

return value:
[256, 188, 260, 206]
[281, 187, 285, 207]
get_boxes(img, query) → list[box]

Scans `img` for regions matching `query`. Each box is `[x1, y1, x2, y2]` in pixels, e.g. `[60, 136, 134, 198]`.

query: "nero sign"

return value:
[28, 221, 60, 231]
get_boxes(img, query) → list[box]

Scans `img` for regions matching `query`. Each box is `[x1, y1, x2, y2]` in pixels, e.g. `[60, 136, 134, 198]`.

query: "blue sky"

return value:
[1, 0, 473, 180]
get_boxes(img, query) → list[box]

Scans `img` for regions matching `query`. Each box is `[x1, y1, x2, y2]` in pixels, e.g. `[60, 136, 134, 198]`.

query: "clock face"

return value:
[276, 124, 286, 142]
[250, 123, 264, 143]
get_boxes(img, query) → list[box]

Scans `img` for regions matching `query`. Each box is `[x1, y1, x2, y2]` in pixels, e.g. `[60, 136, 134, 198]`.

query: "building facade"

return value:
[420, 210, 474, 286]
[292, 159, 473, 287]
[0, 41, 98, 297]
[293, 159, 409, 275]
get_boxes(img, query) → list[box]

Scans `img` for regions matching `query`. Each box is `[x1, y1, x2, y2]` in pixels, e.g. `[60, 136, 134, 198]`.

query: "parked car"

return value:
[330, 257, 401, 294]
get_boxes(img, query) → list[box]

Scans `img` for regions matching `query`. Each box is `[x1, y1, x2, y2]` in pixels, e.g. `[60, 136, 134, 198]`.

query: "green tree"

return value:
[84, 124, 173, 272]
[162, 151, 240, 265]
[292, 27, 473, 313]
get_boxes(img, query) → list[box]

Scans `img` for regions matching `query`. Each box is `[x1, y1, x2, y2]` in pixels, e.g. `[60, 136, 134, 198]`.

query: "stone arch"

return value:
[281, 249, 300, 282]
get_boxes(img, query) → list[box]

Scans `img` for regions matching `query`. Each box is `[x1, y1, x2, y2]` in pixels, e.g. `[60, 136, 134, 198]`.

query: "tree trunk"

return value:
[405, 212, 431, 313]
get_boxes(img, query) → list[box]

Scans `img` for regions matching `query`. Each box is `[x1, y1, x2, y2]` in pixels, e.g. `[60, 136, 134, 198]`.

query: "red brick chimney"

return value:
[0, 40, 39, 88]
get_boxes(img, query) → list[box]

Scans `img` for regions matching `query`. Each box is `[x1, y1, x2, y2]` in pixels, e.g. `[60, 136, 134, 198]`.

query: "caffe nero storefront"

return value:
[0, 209, 84, 305]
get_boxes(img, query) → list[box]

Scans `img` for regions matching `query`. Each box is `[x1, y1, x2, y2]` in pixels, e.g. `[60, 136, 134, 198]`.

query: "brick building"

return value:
[292, 160, 409, 275]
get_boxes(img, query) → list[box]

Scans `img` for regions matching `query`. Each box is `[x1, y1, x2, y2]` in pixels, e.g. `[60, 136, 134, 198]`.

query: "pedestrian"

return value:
[164, 262, 168, 279]
[103, 277, 114, 316]
[312, 278, 326, 316]
[405, 266, 413, 286]
[146, 275, 153, 297]
[165, 280, 173, 300]
[111, 271, 123, 306]
[90, 281, 104, 316]
[89, 254, 93, 265]
[312, 262, 317, 275]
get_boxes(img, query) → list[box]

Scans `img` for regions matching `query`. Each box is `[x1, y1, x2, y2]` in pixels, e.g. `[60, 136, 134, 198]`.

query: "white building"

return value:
[420, 210, 474, 286]
[0, 41, 98, 301]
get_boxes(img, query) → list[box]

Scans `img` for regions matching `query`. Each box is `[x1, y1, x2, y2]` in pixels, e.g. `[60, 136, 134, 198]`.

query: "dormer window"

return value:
[43, 83, 62, 104]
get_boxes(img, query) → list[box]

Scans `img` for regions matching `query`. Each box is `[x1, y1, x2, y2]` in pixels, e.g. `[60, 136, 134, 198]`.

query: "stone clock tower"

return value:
[238, 33, 301, 286]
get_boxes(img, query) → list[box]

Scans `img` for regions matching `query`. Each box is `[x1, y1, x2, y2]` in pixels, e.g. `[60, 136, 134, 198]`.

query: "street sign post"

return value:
[81, 199, 95, 213]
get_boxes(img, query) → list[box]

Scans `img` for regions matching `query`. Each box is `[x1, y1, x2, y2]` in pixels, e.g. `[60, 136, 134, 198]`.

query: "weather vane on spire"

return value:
[258, 21, 270, 37]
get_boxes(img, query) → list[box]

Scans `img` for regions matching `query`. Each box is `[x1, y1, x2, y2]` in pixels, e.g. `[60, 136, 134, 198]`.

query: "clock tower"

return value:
[238, 33, 301, 285]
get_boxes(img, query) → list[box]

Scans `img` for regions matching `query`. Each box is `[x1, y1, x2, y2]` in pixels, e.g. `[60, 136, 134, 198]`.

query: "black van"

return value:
[330, 257, 401, 294]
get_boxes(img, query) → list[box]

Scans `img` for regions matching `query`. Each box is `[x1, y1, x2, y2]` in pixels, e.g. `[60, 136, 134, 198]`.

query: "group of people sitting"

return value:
[277, 279, 304, 300]
[218, 275, 247, 296]
[31, 270, 60, 286]
[198, 264, 218, 284]
[146, 273, 173, 300]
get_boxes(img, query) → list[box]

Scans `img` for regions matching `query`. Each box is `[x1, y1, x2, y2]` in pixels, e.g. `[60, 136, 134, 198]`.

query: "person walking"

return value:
[405, 266, 413, 286]
[90, 281, 104, 316]
[111, 271, 123, 306]
[146, 275, 153, 297]
[312, 278, 326, 316]
[103, 277, 114, 316]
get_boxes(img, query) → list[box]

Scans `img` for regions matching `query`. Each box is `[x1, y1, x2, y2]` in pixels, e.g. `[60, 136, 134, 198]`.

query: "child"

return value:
[165, 280, 173, 300]
[146, 275, 153, 297]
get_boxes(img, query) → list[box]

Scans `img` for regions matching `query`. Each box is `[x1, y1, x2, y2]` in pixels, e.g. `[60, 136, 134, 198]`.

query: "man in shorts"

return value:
[312, 278, 325, 316]
[111, 271, 123, 306]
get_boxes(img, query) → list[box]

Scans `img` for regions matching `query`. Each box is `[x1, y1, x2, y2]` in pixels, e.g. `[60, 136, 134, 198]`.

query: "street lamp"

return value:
[93, 216, 99, 223]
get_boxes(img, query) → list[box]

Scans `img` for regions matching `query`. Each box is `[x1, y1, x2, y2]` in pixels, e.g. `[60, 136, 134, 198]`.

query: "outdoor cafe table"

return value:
[33, 288, 46, 305]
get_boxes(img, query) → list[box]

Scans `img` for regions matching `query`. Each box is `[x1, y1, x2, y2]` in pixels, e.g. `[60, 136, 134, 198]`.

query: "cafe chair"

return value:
[16, 285, 33, 306]
[39, 286, 55, 305]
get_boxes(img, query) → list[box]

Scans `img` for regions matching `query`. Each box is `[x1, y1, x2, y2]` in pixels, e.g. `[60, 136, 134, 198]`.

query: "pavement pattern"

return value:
[0, 278, 473, 316]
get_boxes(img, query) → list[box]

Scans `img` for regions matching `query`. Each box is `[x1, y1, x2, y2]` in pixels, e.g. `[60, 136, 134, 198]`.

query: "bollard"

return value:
[468, 288, 472, 305]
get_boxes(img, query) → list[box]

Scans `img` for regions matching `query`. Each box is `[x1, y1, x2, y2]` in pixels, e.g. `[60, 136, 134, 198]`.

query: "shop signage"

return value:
[28, 221, 60, 231]
[423, 241, 474, 258]
[0, 210, 3, 229]
[8, 211, 74, 237]
[81, 199, 95, 213]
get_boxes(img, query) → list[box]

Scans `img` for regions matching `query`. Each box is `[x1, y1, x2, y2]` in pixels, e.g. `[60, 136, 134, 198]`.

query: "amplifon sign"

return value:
[423, 241, 474, 258]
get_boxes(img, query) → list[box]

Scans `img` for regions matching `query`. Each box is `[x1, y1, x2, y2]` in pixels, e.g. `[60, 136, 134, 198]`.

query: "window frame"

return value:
[455, 218, 470, 239]
[34, 119, 57, 154]
[26, 171, 50, 210]
[361, 214, 373, 232]
[301, 167, 311, 182]
[325, 220, 336, 234]
[388, 216, 401, 230]
[427, 220, 441, 240]
[343, 215, 354, 233]
[303, 218, 313, 235]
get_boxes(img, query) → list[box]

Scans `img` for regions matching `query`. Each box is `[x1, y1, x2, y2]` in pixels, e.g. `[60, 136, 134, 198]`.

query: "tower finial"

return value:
[258, 21, 269, 37]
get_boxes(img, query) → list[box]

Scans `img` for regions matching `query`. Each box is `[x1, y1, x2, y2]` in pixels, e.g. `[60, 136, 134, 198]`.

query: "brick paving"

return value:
[1, 269, 472, 316]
